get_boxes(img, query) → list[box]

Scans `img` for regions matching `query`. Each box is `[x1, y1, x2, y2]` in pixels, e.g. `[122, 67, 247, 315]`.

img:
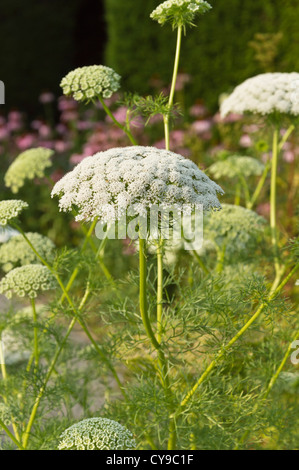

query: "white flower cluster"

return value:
[61, 65, 121, 103]
[0, 200, 28, 226]
[221, 73, 299, 117]
[52, 146, 224, 224]
[150, 0, 212, 27]
[0, 232, 56, 272]
[204, 204, 266, 253]
[58, 418, 136, 450]
[209, 156, 265, 180]
[4, 148, 54, 193]
[0, 265, 56, 299]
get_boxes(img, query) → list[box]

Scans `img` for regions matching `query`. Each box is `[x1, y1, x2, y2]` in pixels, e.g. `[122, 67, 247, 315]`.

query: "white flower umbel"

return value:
[0, 200, 28, 226]
[150, 0, 212, 28]
[4, 148, 54, 194]
[0, 265, 56, 299]
[61, 65, 121, 103]
[0, 232, 56, 272]
[58, 418, 136, 450]
[209, 156, 265, 180]
[51, 146, 224, 224]
[220, 73, 299, 117]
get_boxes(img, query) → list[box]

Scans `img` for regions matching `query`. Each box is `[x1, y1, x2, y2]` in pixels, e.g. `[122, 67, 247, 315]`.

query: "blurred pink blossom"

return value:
[191, 120, 212, 134]
[175, 73, 191, 92]
[283, 151, 295, 163]
[189, 104, 207, 118]
[16, 134, 36, 150]
[257, 202, 270, 218]
[239, 134, 252, 148]
[39, 92, 55, 104]
[38, 124, 51, 138]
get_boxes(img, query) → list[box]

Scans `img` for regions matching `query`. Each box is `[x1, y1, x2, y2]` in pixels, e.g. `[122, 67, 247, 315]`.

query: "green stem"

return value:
[163, 25, 182, 151]
[192, 251, 210, 274]
[247, 162, 270, 210]
[270, 127, 281, 276]
[22, 285, 91, 448]
[176, 262, 299, 413]
[12, 224, 125, 398]
[99, 96, 137, 145]
[30, 299, 39, 371]
[278, 124, 295, 153]
[0, 418, 24, 450]
[216, 244, 226, 273]
[156, 240, 164, 344]
[239, 175, 251, 207]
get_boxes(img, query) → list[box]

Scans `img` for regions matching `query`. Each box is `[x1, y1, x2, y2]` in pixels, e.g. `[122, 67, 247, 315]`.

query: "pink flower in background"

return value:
[283, 151, 295, 163]
[170, 129, 185, 145]
[55, 140, 71, 153]
[70, 153, 86, 165]
[257, 202, 270, 218]
[262, 152, 271, 163]
[16, 134, 36, 150]
[239, 134, 252, 148]
[0, 126, 10, 140]
[38, 124, 51, 138]
[191, 120, 212, 134]
[77, 121, 95, 131]
[58, 96, 77, 112]
[189, 104, 207, 118]
[154, 139, 166, 149]
[60, 111, 79, 122]
[214, 112, 243, 124]
[39, 92, 55, 104]
[31, 120, 43, 130]
[56, 123, 68, 135]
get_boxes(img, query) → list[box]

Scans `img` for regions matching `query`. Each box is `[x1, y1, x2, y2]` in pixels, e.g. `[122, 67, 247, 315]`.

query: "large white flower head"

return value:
[204, 204, 266, 254]
[60, 65, 121, 103]
[51, 146, 224, 225]
[4, 148, 54, 194]
[209, 156, 265, 180]
[58, 418, 136, 450]
[0, 232, 56, 272]
[0, 200, 28, 226]
[0, 265, 56, 299]
[221, 73, 299, 118]
[150, 0, 212, 28]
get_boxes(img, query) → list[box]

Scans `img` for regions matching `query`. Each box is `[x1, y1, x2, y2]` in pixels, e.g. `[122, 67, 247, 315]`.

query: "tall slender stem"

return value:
[164, 25, 182, 151]
[156, 239, 164, 344]
[0, 418, 24, 450]
[247, 162, 270, 210]
[99, 96, 137, 145]
[30, 299, 39, 371]
[270, 127, 281, 276]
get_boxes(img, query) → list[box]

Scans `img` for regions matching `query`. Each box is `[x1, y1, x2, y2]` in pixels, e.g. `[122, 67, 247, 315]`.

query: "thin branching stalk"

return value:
[173, 262, 299, 415]
[30, 298, 39, 371]
[164, 25, 182, 151]
[11, 223, 125, 398]
[156, 239, 164, 344]
[98, 96, 137, 145]
[270, 127, 281, 277]
[0, 418, 24, 450]
[247, 162, 271, 210]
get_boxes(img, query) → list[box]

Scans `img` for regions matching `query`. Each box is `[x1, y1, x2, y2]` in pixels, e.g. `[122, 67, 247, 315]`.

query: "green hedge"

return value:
[104, 0, 299, 110]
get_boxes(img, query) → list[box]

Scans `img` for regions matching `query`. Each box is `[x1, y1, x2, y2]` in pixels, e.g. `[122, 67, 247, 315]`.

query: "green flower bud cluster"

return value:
[0, 265, 56, 299]
[204, 204, 266, 253]
[61, 65, 121, 103]
[209, 156, 265, 180]
[0, 232, 56, 272]
[58, 418, 136, 450]
[150, 0, 212, 28]
[0, 200, 28, 226]
[4, 148, 54, 193]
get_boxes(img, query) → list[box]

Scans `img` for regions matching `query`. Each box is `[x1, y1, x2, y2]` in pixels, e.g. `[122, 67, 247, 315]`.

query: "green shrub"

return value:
[104, 0, 299, 109]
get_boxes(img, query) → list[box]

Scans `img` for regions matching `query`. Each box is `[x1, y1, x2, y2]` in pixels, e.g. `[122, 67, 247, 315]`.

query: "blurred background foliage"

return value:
[1, 0, 299, 113]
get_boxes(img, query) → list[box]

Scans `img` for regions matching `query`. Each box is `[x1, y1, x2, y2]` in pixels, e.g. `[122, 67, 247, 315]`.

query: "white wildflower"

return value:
[221, 73, 299, 117]
[51, 146, 224, 225]
[150, 0, 212, 27]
